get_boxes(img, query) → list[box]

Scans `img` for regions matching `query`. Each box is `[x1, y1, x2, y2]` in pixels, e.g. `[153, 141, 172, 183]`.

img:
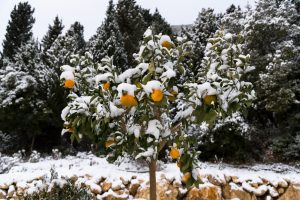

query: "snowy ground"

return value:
[1, 152, 300, 188]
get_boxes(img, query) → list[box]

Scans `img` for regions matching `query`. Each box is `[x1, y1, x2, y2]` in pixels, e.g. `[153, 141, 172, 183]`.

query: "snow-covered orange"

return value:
[203, 95, 217, 105]
[170, 147, 180, 159]
[120, 94, 138, 107]
[103, 82, 110, 90]
[105, 140, 115, 148]
[64, 80, 75, 89]
[182, 172, 192, 183]
[160, 35, 172, 49]
[151, 89, 164, 102]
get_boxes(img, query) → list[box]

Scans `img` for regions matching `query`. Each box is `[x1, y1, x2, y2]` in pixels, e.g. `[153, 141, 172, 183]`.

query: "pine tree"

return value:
[45, 21, 85, 73]
[151, 8, 173, 35]
[42, 16, 64, 53]
[184, 8, 219, 70]
[0, 38, 52, 151]
[116, 0, 147, 66]
[221, 4, 247, 34]
[2, 2, 35, 61]
[87, 0, 127, 70]
[244, 0, 300, 160]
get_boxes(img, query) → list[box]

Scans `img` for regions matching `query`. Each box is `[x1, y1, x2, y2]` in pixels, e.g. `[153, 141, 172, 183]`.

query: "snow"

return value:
[95, 72, 113, 84]
[61, 65, 75, 73]
[0, 152, 300, 198]
[60, 70, 74, 81]
[143, 80, 163, 95]
[145, 119, 162, 140]
[159, 35, 172, 46]
[197, 82, 217, 97]
[117, 63, 148, 83]
[117, 83, 137, 96]
[109, 102, 125, 118]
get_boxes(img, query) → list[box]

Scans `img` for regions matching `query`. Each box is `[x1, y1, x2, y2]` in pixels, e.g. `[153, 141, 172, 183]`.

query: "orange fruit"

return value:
[151, 89, 164, 102]
[64, 79, 75, 89]
[105, 140, 115, 148]
[161, 40, 172, 49]
[103, 82, 110, 90]
[170, 148, 180, 159]
[120, 94, 138, 107]
[203, 95, 217, 105]
[182, 172, 191, 183]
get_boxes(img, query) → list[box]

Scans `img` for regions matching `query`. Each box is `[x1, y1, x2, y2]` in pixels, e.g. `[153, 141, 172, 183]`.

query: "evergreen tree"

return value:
[183, 8, 219, 71]
[221, 4, 247, 34]
[87, 0, 127, 70]
[45, 21, 85, 73]
[151, 8, 173, 35]
[226, 4, 237, 14]
[0, 38, 52, 151]
[2, 2, 35, 61]
[244, 0, 300, 160]
[116, 0, 147, 66]
[42, 16, 64, 53]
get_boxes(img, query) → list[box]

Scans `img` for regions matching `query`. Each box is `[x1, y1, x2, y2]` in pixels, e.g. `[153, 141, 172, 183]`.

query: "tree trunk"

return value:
[149, 159, 157, 200]
[30, 136, 36, 153]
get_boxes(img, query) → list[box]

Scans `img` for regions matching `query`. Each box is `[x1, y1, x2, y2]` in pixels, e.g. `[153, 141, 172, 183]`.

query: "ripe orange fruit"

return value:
[103, 82, 110, 90]
[182, 172, 192, 183]
[64, 79, 75, 89]
[161, 40, 172, 49]
[120, 94, 138, 107]
[151, 89, 164, 102]
[203, 95, 217, 105]
[105, 140, 115, 148]
[170, 148, 180, 159]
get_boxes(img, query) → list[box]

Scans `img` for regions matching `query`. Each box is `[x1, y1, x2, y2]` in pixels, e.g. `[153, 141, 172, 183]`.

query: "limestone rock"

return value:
[278, 185, 300, 200]
[102, 181, 112, 192]
[223, 182, 255, 200]
[129, 182, 140, 196]
[0, 183, 9, 190]
[7, 185, 15, 198]
[120, 177, 129, 186]
[184, 184, 221, 200]
[135, 182, 179, 200]
[278, 187, 285, 194]
[0, 189, 6, 199]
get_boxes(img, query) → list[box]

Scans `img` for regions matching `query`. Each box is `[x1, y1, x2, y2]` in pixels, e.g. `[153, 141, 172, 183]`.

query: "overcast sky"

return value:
[0, 0, 256, 50]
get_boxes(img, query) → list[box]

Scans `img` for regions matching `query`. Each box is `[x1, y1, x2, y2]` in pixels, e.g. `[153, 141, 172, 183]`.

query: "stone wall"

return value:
[0, 172, 299, 199]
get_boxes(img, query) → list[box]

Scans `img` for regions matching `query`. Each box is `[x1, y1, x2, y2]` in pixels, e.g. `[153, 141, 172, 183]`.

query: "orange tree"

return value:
[60, 28, 255, 200]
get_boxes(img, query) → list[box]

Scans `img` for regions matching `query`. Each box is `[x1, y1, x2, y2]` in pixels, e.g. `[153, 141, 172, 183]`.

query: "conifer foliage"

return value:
[2, 2, 35, 61]
[87, 0, 128, 70]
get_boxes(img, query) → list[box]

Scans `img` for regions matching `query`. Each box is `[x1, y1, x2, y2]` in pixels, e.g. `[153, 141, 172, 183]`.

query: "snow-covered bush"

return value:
[60, 28, 254, 199]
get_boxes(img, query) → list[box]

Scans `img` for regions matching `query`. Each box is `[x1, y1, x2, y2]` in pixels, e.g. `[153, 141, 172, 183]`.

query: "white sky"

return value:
[0, 0, 256, 50]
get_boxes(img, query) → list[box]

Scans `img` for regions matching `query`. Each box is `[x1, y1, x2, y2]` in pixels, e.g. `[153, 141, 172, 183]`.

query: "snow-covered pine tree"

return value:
[183, 8, 219, 70]
[42, 16, 64, 54]
[87, 0, 128, 70]
[0, 38, 53, 151]
[43, 22, 86, 140]
[2, 2, 35, 62]
[151, 8, 173, 35]
[116, 0, 147, 66]
[221, 4, 248, 34]
[45, 21, 85, 74]
[244, 0, 300, 160]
